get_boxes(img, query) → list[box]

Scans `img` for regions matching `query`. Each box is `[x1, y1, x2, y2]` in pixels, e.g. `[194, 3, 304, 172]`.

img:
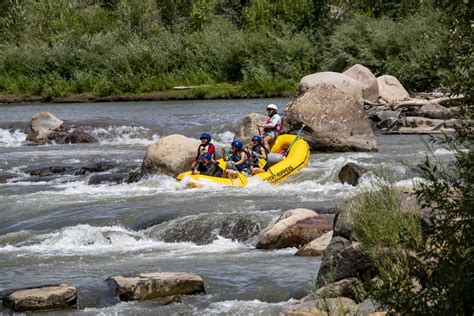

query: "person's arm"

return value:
[259, 146, 267, 159]
[221, 148, 228, 161]
[259, 115, 279, 129]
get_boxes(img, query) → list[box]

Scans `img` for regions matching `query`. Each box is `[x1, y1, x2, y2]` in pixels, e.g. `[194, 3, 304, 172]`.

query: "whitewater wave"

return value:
[0, 224, 251, 256]
[87, 125, 160, 146]
[0, 128, 26, 147]
[202, 298, 299, 315]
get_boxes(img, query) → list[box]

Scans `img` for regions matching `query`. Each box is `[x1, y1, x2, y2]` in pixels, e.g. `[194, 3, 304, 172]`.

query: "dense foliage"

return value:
[0, 0, 464, 98]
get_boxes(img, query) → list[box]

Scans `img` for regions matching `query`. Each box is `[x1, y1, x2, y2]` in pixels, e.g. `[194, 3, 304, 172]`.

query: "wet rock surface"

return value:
[108, 272, 205, 302]
[256, 208, 333, 250]
[338, 163, 367, 186]
[295, 230, 333, 257]
[2, 283, 77, 312]
[286, 297, 358, 315]
[88, 173, 126, 185]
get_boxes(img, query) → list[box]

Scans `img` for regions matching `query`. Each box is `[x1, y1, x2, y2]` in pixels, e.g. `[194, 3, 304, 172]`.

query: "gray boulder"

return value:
[88, 173, 126, 185]
[299, 71, 363, 106]
[286, 297, 358, 315]
[141, 134, 201, 177]
[63, 129, 97, 144]
[2, 283, 77, 312]
[343, 64, 379, 103]
[26, 112, 64, 143]
[377, 75, 409, 103]
[235, 113, 266, 144]
[284, 84, 377, 152]
[418, 103, 450, 120]
[108, 272, 205, 302]
[295, 230, 333, 257]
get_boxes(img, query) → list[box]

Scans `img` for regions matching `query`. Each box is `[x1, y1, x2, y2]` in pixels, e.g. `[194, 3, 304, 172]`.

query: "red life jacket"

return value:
[196, 143, 215, 161]
[265, 117, 282, 134]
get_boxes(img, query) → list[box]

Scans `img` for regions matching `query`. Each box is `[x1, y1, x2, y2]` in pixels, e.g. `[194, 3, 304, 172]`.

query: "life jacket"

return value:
[196, 143, 216, 160]
[249, 144, 268, 166]
[264, 115, 282, 134]
[230, 150, 249, 171]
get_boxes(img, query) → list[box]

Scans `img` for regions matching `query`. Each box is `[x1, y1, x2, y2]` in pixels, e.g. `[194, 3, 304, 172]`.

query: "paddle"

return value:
[247, 146, 266, 168]
[284, 125, 305, 157]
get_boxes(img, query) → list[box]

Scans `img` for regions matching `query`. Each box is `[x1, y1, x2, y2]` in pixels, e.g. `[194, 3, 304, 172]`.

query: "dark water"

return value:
[0, 99, 454, 315]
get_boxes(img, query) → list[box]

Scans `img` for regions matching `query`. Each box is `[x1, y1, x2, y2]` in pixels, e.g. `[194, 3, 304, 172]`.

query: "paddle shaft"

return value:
[223, 148, 240, 172]
[284, 125, 305, 157]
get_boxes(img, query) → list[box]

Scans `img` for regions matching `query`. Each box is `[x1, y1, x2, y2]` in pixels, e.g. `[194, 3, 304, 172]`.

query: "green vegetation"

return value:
[348, 1, 472, 312]
[0, 0, 463, 100]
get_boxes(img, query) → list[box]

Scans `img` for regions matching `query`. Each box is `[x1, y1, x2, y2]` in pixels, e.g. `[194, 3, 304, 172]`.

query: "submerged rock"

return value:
[284, 84, 377, 152]
[377, 75, 410, 103]
[88, 173, 126, 185]
[147, 214, 262, 245]
[2, 283, 77, 312]
[0, 174, 17, 183]
[343, 64, 379, 103]
[256, 208, 333, 250]
[141, 134, 201, 177]
[63, 129, 97, 144]
[338, 163, 367, 186]
[108, 272, 205, 302]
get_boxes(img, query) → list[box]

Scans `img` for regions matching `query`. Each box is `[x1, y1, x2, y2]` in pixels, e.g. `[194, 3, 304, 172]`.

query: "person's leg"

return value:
[251, 167, 264, 175]
[226, 170, 238, 179]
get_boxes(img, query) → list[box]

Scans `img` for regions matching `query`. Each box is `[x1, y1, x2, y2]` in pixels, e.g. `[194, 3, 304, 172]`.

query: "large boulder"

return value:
[295, 230, 333, 256]
[2, 284, 77, 312]
[299, 72, 363, 105]
[235, 113, 266, 144]
[141, 134, 201, 177]
[256, 208, 333, 250]
[286, 297, 358, 315]
[338, 163, 367, 186]
[343, 64, 379, 103]
[108, 272, 205, 302]
[284, 84, 377, 152]
[377, 75, 409, 103]
[418, 103, 450, 120]
[26, 112, 64, 143]
[316, 237, 376, 287]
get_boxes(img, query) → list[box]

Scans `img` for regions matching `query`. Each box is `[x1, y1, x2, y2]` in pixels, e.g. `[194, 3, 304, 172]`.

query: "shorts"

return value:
[263, 130, 277, 141]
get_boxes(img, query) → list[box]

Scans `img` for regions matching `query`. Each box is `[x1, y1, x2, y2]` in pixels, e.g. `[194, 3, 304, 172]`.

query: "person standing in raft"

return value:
[258, 104, 282, 151]
[191, 153, 222, 177]
[221, 140, 249, 178]
[191, 133, 215, 171]
[247, 135, 268, 175]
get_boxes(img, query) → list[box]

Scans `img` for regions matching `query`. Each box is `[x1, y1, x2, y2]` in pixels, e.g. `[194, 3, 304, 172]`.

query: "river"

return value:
[0, 99, 453, 315]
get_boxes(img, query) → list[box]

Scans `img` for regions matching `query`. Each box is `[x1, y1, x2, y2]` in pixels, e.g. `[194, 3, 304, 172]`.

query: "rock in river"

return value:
[140, 134, 201, 177]
[284, 84, 377, 152]
[108, 272, 205, 302]
[235, 113, 266, 144]
[343, 64, 379, 103]
[2, 283, 77, 312]
[295, 230, 333, 257]
[338, 163, 367, 186]
[256, 208, 333, 250]
[26, 112, 64, 143]
[377, 75, 410, 103]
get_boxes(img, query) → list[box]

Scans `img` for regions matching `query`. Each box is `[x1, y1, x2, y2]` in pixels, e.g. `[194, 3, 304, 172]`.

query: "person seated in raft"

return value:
[221, 140, 249, 178]
[246, 135, 268, 175]
[191, 132, 215, 171]
[191, 153, 223, 177]
[257, 104, 282, 151]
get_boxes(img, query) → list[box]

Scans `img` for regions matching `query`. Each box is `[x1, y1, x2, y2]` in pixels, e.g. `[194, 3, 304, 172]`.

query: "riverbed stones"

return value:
[0, 173, 17, 183]
[64, 129, 97, 144]
[256, 208, 333, 250]
[338, 163, 367, 186]
[343, 64, 379, 103]
[284, 84, 377, 152]
[235, 113, 266, 144]
[299, 72, 364, 105]
[286, 297, 358, 315]
[2, 283, 77, 312]
[88, 173, 126, 185]
[108, 272, 205, 302]
[377, 75, 410, 103]
[295, 231, 333, 256]
[141, 134, 201, 177]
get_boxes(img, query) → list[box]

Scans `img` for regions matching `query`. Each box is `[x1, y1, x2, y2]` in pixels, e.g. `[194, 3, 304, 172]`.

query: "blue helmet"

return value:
[251, 135, 263, 143]
[231, 140, 243, 151]
[200, 133, 211, 142]
[200, 153, 212, 160]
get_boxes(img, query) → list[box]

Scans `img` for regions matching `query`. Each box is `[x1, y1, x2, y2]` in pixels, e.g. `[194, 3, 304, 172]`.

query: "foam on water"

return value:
[202, 298, 299, 315]
[0, 128, 26, 147]
[0, 224, 250, 256]
[88, 126, 160, 146]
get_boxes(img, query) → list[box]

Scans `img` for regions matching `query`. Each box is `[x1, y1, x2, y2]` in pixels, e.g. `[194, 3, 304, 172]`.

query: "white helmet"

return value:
[266, 104, 278, 111]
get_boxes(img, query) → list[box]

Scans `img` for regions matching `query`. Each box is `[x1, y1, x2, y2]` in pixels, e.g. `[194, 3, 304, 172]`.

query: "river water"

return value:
[0, 99, 454, 315]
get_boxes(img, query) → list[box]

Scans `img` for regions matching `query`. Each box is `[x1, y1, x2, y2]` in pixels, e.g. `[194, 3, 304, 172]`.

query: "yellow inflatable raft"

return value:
[176, 134, 310, 187]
